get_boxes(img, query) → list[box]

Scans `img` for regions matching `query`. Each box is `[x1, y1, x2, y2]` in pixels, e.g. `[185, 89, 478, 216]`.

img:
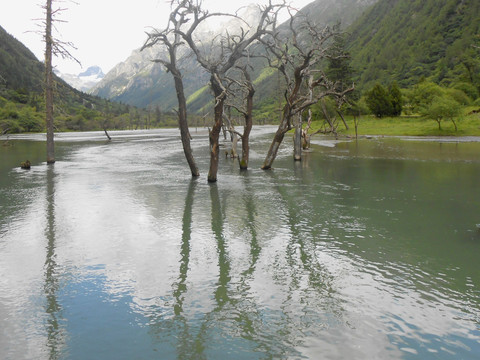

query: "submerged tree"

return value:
[142, 0, 200, 177]
[225, 65, 256, 170]
[102, 100, 112, 140]
[44, 0, 54, 163]
[42, 0, 79, 164]
[260, 13, 353, 169]
[172, 0, 284, 182]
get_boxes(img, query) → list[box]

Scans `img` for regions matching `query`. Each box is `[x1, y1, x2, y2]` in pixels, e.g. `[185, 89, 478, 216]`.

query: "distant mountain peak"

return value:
[56, 65, 105, 93]
[79, 66, 104, 78]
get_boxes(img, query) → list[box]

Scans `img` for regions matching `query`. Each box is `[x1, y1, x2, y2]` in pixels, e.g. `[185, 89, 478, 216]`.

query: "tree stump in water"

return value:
[20, 160, 31, 169]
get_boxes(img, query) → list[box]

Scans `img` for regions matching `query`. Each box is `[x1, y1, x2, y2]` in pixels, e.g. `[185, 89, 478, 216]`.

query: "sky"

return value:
[0, 0, 313, 75]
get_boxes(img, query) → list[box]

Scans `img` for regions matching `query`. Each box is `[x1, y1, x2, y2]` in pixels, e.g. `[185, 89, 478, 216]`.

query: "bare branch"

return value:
[37, 0, 81, 66]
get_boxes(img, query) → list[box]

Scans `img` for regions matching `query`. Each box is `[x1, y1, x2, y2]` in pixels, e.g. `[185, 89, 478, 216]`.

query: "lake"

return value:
[1, 128, 479, 359]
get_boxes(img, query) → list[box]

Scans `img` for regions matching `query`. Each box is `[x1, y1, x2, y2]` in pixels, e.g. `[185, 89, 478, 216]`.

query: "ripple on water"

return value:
[1, 130, 479, 359]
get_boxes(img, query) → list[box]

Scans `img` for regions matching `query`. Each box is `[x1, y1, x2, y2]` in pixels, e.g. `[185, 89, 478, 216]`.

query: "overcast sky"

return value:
[0, 0, 313, 75]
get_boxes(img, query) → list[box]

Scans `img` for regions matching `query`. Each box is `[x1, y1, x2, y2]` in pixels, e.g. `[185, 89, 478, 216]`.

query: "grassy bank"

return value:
[313, 109, 480, 137]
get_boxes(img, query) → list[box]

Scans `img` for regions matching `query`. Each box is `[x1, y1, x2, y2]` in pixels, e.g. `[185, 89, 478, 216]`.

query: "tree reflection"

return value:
[43, 165, 66, 358]
[267, 170, 344, 345]
[171, 179, 203, 359]
[173, 180, 196, 316]
[239, 173, 261, 280]
[234, 173, 272, 347]
[175, 184, 235, 358]
[150, 172, 345, 357]
[209, 184, 231, 306]
[167, 183, 236, 358]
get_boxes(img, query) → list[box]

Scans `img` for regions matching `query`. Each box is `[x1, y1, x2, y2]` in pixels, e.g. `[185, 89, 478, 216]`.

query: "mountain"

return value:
[92, 0, 377, 112]
[79, 65, 104, 78]
[56, 65, 105, 92]
[0, 25, 140, 134]
[91, 4, 266, 110]
[0, 24, 91, 98]
[296, 0, 378, 27]
[346, 0, 480, 92]
[0, 25, 44, 92]
[92, 46, 207, 110]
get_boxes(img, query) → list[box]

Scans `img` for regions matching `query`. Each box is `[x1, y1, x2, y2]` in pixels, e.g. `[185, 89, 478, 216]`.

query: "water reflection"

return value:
[210, 184, 231, 308]
[238, 174, 260, 280]
[0, 131, 479, 359]
[43, 165, 66, 358]
[172, 179, 202, 359]
[173, 180, 196, 317]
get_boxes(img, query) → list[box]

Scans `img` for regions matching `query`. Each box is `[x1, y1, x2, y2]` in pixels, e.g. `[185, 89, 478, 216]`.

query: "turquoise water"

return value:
[1, 129, 479, 359]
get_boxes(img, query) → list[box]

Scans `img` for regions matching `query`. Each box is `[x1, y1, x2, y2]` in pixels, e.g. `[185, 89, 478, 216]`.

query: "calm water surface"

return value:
[0, 128, 479, 359]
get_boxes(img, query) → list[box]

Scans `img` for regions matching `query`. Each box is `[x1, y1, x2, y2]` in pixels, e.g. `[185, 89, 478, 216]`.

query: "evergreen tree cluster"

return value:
[365, 82, 403, 118]
[347, 0, 480, 93]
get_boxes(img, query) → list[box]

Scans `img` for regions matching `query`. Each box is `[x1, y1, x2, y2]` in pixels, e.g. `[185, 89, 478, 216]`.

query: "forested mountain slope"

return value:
[346, 0, 480, 91]
[0, 25, 45, 92]
[0, 24, 103, 102]
[0, 25, 144, 133]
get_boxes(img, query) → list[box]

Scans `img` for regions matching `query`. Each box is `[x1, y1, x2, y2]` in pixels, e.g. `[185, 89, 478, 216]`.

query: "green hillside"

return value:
[0, 25, 167, 134]
[3, 0, 480, 134]
[347, 0, 480, 92]
[0, 26, 44, 92]
[255, 0, 480, 116]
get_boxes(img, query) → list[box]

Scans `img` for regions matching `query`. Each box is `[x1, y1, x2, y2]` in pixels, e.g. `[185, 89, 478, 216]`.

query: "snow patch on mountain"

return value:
[56, 66, 105, 93]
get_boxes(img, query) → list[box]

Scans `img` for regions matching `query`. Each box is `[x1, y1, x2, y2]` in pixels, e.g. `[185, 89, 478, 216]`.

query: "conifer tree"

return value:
[366, 83, 403, 117]
[388, 81, 403, 116]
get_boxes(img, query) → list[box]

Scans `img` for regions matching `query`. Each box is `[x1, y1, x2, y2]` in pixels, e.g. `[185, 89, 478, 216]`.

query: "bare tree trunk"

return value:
[262, 104, 291, 170]
[302, 108, 312, 150]
[142, 23, 199, 178]
[208, 76, 225, 182]
[293, 113, 302, 161]
[240, 86, 254, 170]
[337, 110, 349, 130]
[103, 127, 111, 140]
[261, 54, 306, 170]
[222, 113, 238, 158]
[222, 123, 228, 140]
[45, 0, 55, 164]
[231, 132, 238, 158]
[354, 115, 359, 139]
[302, 132, 311, 149]
[173, 69, 200, 177]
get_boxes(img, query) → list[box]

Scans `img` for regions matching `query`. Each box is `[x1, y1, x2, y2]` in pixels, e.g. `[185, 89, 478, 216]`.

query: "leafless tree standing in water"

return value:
[42, 0, 79, 164]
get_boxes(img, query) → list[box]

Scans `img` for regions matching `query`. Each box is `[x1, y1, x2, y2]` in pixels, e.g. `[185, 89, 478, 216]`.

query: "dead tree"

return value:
[174, 0, 284, 182]
[225, 65, 256, 170]
[222, 111, 239, 159]
[142, 0, 200, 177]
[260, 13, 353, 169]
[41, 0, 79, 164]
[44, 0, 55, 163]
[102, 100, 112, 140]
